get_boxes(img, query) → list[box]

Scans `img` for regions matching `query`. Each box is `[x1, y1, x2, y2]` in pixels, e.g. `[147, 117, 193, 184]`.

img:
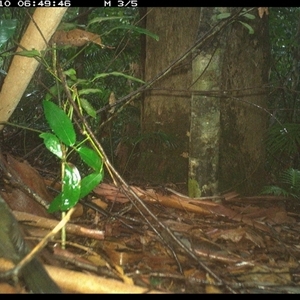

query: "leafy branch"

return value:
[40, 99, 104, 213]
[216, 8, 256, 34]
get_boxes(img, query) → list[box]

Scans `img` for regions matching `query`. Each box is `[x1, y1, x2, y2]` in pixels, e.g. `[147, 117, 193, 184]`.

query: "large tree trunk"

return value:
[138, 8, 269, 196]
[137, 8, 200, 186]
[188, 8, 227, 197]
[218, 8, 270, 195]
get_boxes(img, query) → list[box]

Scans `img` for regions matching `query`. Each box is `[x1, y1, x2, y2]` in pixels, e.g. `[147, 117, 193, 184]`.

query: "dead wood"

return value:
[13, 211, 105, 241]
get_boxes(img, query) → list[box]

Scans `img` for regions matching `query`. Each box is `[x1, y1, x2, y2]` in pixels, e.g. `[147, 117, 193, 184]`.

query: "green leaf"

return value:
[0, 19, 17, 47]
[243, 13, 255, 20]
[64, 68, 77, 81]
[80, 171, 104, 198]
[267, 124, 300, 157]
[39, 133, 63, 159]
[216, 13, 231, 20]
[238, 21, 254, 34]
[261, 186, 290, 197]
[109, 24, 159, 41]
[43, 100, 76, 146]
[57, 22, 78, 31]
[45, 85, 63, 101]
[61, 163, 81, 209]
[48, 193, 64, 213]
[280, 168, 300, 193]
[79, 98, 96, 118]
[16, 49, 41, 57]
[92, 71, 144, 84]
[77, 146, 102, 172]
[49, 163, 81, 212]
[78, 88, 103, 95]
[87, 16, 132, 27]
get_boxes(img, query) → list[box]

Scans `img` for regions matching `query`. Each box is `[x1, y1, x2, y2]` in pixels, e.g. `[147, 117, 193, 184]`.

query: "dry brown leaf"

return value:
[102, 240, 143, 266]
[91, 198, 108, 210]
[244, 230, 265, 248]
[162, 219, 194, 232]
[258, 7, 269, 19]
[0, 154, 52, 217]
[202, 203, 271, 232]
[205, 274, 222, 293]
[241, 206, 295, 224]
[0, 283, 20, 294]
[108, 91, 116, 114]
[52, 29, 103, 48]
[209, 227, 245, 243]
[237, 266, 291, 284]
[209, 227, 265, 248]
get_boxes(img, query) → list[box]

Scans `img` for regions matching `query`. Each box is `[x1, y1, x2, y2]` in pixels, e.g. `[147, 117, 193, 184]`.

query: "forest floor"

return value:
[0, 153, 300, 293]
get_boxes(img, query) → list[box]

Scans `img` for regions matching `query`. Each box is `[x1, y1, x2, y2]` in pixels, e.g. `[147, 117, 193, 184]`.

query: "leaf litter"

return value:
[1, 155, 300, 293]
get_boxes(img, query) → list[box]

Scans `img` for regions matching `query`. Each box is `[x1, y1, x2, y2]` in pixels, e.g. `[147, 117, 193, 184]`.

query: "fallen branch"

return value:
[0, 259, 163, 293]
[13, 211, 105, 240]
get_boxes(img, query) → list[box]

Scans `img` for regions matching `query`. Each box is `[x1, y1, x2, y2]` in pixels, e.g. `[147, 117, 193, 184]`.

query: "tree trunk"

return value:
[188, 8, 227, 197]
[138, 8, 269, 196]
[218, 8, 270, 195]
[137, 8, 200, 186]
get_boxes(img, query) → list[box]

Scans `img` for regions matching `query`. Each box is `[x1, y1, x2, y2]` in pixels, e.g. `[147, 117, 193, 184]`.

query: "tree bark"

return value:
[138, 8, 269, 196]
[188, 8, 228, 197]
[137, 8, 200, 186]
[218, 8, 270, 195]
